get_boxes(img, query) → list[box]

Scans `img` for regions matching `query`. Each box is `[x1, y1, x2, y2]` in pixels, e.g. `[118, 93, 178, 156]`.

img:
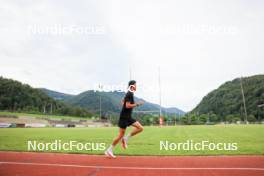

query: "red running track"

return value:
[0, 152, 264, 176]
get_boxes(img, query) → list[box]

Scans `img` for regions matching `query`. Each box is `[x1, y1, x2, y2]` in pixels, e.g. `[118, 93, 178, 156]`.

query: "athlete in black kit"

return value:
[105, 80, 144, 158]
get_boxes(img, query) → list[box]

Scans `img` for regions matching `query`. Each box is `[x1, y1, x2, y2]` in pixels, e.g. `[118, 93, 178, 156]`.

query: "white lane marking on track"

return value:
[0, 162, 264, 171]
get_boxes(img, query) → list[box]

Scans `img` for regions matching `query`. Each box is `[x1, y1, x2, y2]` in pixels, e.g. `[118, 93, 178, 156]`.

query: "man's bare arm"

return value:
[125, 101, 144, 109]
[121, 99, 124, 105]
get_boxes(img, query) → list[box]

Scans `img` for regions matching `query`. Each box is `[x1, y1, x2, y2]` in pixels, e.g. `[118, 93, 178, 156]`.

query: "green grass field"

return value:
[0, 125, 263, 156]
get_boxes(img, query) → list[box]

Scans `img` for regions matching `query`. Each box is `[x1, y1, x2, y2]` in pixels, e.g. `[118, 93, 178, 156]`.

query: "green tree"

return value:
[248, 114, 256, 122]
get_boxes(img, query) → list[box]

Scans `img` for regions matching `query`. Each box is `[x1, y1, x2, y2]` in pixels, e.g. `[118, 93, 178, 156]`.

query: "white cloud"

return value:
[0, 0, 264, 111]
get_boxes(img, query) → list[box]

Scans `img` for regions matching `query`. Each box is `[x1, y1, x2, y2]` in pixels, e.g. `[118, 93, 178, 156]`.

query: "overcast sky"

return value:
[0, 0, 264, 111]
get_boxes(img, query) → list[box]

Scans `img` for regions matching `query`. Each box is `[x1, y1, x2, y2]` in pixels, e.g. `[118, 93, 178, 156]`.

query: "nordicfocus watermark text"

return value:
[160, 140, 238, 151]
[27, 140, 106, 151]
[28, 24, 105, 36]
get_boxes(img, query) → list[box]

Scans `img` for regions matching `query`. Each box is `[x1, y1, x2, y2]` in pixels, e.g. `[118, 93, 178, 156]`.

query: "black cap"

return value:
[128, 80, 136, 86]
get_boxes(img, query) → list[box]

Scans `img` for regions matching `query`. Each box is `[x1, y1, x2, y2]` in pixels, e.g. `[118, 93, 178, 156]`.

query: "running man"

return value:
[105, 80, 144, 158]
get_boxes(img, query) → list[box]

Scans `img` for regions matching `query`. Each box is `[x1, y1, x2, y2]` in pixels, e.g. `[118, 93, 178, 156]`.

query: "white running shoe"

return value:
[105, 149, 116, 158]
[121, 138, 128, 149]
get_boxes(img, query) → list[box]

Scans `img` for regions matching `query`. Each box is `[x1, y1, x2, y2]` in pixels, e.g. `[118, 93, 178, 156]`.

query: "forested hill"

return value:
[192, 75, 264, 121]
[0, 77, 92, 117]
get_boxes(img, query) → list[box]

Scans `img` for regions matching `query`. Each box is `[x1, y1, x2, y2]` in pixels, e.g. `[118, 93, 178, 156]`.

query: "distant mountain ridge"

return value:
[41, 88, 74, 101]
[40, 88, 185, 116]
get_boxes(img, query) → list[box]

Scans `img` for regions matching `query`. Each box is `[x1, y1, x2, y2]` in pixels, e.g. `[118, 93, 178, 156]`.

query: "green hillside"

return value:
[0, 77, 92, 117]
[192, 75, 264, 122]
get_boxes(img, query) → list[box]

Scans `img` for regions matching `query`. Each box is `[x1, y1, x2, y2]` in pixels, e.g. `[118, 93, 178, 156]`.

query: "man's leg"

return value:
[112, 128, 126, 146]
[122, 121, 143, 149]
[130, 121, 144, 136]
[105, 128, 126, 158]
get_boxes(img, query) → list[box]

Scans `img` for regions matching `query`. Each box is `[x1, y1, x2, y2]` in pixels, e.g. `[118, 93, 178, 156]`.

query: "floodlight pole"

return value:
[98, 84, 102, 119]
[129, 67, 132, 80]
[43, 103, 46, 114]
[240, 77, 248, 124]
[257, 104, 264, 122]
[175, 112, 177, 126]
[158, 67, 162, 118]
[50, 103, 53, 114]
[99, 95, 102, 119]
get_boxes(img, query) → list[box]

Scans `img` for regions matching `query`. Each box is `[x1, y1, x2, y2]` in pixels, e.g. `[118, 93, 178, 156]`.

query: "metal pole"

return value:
[129, 67, 132, 80]
[240, 77, 248, 124]
[258, 104, 264, 122]
[99, 95, 102, 118]
[158, 67, 162, 118]
[175, 113, 177, 126]
[43, 103, 46, 114]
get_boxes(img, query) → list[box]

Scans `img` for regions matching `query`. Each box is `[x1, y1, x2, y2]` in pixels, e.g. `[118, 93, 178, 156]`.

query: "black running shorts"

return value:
[118, 118, 136, 129]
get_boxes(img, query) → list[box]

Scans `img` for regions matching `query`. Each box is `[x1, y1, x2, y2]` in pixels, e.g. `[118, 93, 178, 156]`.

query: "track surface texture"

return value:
[0, 152, 264, 176]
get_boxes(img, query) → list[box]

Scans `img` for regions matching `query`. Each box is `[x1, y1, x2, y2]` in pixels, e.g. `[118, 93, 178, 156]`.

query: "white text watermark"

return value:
[27, 140, 106, 151]
[28, 24, 106, 36]
[160, 140, 238, 151]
